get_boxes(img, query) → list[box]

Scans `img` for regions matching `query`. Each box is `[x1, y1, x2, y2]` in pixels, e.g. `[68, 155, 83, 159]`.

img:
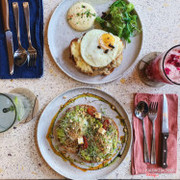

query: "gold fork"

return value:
[23, 2, 37, 67]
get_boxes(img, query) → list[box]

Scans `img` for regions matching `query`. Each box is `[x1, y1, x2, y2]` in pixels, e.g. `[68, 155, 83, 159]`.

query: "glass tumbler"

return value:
[138, 45, 180, 87]
[0, 92, 33, 133]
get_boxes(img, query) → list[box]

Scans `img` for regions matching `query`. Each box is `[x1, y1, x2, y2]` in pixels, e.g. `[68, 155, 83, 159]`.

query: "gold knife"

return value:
[1, 0, 14, 75]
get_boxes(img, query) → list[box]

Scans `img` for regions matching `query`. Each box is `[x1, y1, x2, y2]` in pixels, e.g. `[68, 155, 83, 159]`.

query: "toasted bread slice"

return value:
[70, 38, 123, 76]
[78, 116, 119, 163]
[53, 105, 97, 154]
[53, 104, 119, 163]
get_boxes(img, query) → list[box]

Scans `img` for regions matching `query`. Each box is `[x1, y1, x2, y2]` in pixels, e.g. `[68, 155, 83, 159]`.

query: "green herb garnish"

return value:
[96, 0, 141, 43]
[84, 9, 96, 18]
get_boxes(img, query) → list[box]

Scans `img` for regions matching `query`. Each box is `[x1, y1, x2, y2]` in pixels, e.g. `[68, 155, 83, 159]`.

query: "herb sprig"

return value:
[77, 9, 96, 18]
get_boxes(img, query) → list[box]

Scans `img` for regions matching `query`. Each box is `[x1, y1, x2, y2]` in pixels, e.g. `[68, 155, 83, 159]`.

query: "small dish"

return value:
[37, 87, 131, 179]
[48, 0, 143, 84]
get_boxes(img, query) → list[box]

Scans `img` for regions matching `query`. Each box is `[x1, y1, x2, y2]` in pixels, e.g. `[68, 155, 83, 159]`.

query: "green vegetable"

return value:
[80, 150, 91, 161]
[95, 119, 102, 128]
[84, 9, 96, 17]
[80, 107, 84, 112]
[75, 105, 80, 111]
[56, 128, 66, 143]
[96, 0, 141, 43]
[113, 133, 118, 149]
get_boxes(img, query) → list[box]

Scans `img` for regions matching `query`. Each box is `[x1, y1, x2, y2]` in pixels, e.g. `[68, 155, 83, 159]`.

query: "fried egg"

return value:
[80, 29, 124, 67]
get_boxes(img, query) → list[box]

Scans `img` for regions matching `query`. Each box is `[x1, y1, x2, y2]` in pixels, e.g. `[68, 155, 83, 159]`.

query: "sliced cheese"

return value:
[98, 127, 106, 135]
[78, 137, 84, 145]
[95, 112, 102, 119]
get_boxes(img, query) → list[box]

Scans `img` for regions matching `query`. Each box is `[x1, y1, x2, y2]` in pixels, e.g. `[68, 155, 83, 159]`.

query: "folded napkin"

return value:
[0, 0, 43, 79]
[131, 93, 178, 175]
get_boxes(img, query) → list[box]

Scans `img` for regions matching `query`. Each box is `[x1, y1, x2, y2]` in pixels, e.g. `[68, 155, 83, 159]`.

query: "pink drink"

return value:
[145, 45, 180, 85]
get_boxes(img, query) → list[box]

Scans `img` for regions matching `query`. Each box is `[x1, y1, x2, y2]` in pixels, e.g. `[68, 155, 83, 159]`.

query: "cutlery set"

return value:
[0, 0, 37, 75]
[135, 95, 169, 168]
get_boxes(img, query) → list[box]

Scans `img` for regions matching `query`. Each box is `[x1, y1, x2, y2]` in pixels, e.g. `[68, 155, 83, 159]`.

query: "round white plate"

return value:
[37, 87, 131, 179]
[48, 0, 143, 84]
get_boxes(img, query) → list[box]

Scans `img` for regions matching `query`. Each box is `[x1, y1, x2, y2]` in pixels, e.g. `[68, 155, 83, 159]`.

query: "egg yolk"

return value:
[99, 33, 115, 50]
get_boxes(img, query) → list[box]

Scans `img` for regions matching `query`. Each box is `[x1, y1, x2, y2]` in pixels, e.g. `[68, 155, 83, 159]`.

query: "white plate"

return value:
[48, 0, 143, 84]
[37, 87, 131, 179]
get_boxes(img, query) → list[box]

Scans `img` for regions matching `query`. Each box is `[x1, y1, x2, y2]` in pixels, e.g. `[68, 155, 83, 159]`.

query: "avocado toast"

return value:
[53, 104, 119, 163]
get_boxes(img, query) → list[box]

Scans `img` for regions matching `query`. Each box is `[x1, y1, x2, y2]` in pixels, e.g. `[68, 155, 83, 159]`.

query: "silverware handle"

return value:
[1, 0, 10, 31]
[23, 2, 32, 46]
[12, 2, 21, 46]
[142, 120, 150, 163]
[161, 133, 169, 168]
[151, 122, 156, 164]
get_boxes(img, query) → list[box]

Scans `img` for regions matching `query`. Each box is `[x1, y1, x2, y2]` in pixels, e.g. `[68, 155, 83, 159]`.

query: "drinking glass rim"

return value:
[162, 44, 180, 85]
[0, 93, 17, 133]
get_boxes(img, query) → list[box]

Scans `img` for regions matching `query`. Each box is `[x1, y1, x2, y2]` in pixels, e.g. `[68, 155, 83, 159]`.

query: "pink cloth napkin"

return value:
[131, 93, 178, 175]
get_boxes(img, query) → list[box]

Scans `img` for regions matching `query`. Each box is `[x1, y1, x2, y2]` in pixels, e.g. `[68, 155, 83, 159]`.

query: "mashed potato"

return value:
[67, 2, 96, 31]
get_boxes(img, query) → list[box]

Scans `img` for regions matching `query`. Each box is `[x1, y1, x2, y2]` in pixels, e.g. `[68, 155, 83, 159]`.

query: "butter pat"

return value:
[98, 127, 106, 135]
[78, 137, 84, 145]
[95, 112, 101, 119]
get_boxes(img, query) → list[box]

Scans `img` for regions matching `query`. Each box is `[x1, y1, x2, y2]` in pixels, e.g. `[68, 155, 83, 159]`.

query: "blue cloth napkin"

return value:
[0, 0, 43, 79]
